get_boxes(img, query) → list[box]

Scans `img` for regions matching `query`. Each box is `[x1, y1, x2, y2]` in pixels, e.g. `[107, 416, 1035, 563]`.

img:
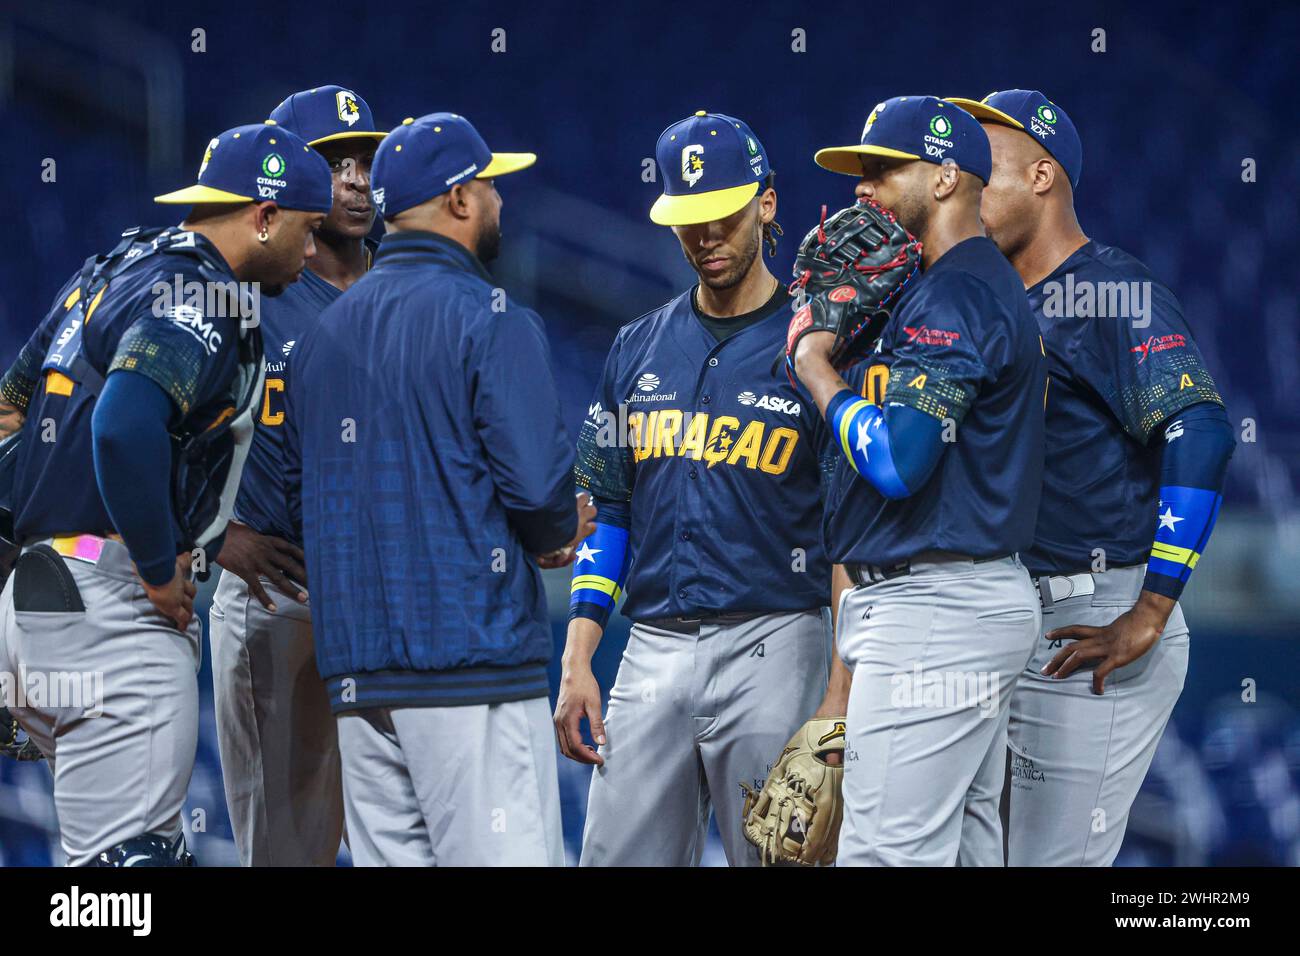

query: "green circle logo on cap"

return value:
[1036, 105, 1058, 125]
[746, 135, 758, 156]
[929, 114, 953, 138]
[261, 153, 286, 177]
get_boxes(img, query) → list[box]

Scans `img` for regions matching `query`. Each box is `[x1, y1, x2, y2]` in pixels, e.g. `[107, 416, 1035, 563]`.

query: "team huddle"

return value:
[0, 84, 1234, 867]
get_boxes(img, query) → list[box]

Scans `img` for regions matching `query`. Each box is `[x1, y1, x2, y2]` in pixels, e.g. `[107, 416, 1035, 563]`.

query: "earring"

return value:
[258, 228, 269, 243]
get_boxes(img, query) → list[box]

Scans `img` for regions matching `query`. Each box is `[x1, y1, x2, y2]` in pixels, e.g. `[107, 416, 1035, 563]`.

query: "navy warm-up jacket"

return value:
[287, 230, 576, 711]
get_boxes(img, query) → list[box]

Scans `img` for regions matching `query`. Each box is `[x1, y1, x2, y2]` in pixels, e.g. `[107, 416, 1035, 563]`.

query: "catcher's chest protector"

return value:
[36, 226, 264, 551]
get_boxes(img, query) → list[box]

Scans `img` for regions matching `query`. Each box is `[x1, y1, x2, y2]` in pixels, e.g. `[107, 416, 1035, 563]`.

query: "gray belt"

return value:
[1032, 564, 1146, 609]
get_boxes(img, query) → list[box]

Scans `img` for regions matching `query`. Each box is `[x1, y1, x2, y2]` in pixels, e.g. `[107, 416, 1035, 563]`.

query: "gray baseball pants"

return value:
[835, 554, 1040, 866]
[336, 696, 564, 866]
[579, 608, 831, 867]
[1007, 564, 1189, 866]
[0, 537, 199, 866]
[209, 568, 344, 866]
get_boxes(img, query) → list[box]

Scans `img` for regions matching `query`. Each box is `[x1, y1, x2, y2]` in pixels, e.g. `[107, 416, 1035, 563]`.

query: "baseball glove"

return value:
[0, 706, 44, 761]
[777, 198, 922, 384]
[741, 716, 846, 866]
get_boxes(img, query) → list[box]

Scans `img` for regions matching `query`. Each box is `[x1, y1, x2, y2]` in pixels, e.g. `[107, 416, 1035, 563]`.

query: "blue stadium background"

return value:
[1, 0, 1297, 865]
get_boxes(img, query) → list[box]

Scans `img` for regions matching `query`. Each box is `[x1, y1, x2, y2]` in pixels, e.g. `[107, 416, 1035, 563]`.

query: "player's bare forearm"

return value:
[0, 400, 25, 439]
[815, 563, 853, 716]
[555, 616, 608, 763]
[793, 332, 850, 419]
[815, 651, 852, 717]
[562, 615, 604, 668]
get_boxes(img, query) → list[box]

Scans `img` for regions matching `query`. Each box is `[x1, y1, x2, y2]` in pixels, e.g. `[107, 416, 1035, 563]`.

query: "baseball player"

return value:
[0, 123, 331, 865]
[949, 90, 1235, 865]
[796, 95, 1046, 866]
[287, 113, 595, 866]
[555, 111, 846, 867]
[208, 86, 385, 867]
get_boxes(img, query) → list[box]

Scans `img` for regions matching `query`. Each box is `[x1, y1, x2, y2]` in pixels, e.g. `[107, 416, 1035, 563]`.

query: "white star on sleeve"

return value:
[1157, 507, 1183, 532]
[855, 419, 873, 459]
[575, 543, 602, 564]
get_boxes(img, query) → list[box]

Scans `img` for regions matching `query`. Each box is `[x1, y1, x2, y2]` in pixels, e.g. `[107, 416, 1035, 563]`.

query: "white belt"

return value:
[1037, 572, 1096, 606]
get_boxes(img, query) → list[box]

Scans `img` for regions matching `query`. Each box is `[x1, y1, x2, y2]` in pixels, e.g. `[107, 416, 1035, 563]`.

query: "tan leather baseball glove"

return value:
[741, 716, 846, 866]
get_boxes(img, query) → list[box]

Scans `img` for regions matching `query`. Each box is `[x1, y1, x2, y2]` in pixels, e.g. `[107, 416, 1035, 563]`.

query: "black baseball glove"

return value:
[777, 198, 922, 383]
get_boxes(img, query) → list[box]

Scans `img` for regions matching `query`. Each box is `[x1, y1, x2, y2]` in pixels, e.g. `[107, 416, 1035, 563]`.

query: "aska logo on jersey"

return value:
[636, 372, 660, 392]
[903, 325, 961, 347]
[281, 340, 296, 356]
[1130, 333, 1186, 364]
[736, 391, 800, 415]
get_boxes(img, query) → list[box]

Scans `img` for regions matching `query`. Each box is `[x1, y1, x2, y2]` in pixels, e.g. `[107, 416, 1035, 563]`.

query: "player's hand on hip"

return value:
[213, 519, 309, 610]
[1043, 592, 1174, 695]
[554, 660, 606, 766]
[142, 557, 197, 632]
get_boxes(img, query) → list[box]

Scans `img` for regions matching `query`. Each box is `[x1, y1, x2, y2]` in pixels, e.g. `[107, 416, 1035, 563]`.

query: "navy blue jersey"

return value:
[7, 229, 246, 547]
[233, 267, 342, 544]
[287, 231, 575, 710]
[1023, 240, 1224, 575]
[824, 237, 1046, 566]
[575, 288, 832, 621]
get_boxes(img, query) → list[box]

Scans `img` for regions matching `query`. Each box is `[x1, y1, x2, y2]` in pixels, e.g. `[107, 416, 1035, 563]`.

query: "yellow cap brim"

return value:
[308, 130, 389, 147]
[153, 184, 255, 205]
[649, 180, 760, 226]
[478, 152, 537, 179]
[814, 145, 923, 177]
[943, 98, 1024, 130]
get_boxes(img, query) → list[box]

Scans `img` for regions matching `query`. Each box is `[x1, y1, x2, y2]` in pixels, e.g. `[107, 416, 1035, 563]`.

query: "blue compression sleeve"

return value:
[1144, 401, 1235, 600]
[92, 370, 178, 586]
[827, 389, 946, 499]
[569, 496, 631, 629]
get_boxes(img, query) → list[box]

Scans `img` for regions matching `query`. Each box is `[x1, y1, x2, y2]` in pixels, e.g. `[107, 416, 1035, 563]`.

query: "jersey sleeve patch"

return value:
[109, 318, 213, 417]
[1106, 335, 1223, 443]
[1, 336, 47, 412]
[574, 401, 635, 503]
[884, 353, 977, 424]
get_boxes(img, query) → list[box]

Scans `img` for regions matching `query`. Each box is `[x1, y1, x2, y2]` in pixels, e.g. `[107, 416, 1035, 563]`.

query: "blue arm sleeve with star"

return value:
[826, 389, 947, 499]
[1143, 401, 1234, 599]
[569, 498, 631, 629]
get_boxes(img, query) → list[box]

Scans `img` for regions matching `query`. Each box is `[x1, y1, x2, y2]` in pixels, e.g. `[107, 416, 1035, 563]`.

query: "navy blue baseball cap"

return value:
[650, 111, 770, 226]
[268, 85, 387, 147]
[945, 90, 1082, 188]
[815, 95, 992, 185]
[155, 122, 332, 212]
[370, 112, 535, 219]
